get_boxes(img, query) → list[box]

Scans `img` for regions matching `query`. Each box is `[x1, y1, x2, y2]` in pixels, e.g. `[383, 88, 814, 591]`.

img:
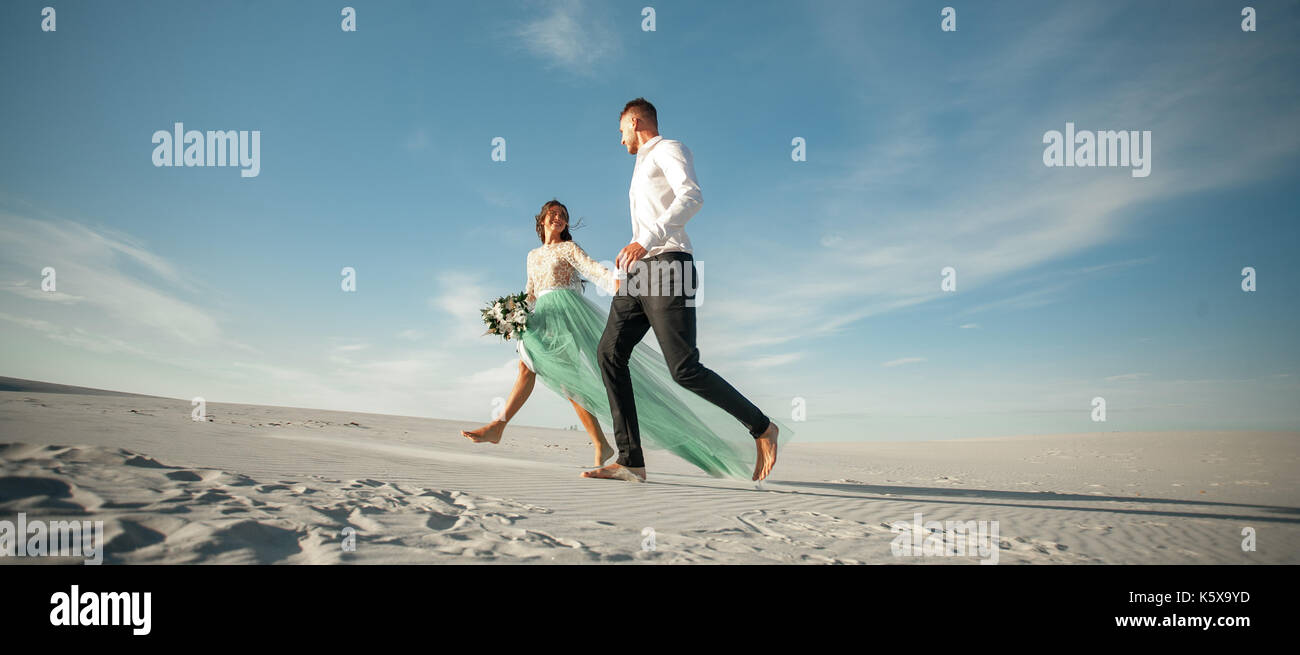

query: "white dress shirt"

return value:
[629, 135, 701, 256]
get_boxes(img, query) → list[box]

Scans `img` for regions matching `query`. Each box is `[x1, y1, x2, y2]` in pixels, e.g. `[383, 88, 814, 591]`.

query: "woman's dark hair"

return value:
[534, 199, 590, 292]
[535, 199, 585, 243]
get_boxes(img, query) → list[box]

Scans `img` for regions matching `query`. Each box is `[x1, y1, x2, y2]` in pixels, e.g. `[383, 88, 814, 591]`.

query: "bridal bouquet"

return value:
[479, 291, 532, 341]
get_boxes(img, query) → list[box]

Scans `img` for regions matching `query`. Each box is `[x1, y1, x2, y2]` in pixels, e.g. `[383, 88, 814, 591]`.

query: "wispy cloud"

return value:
[0, 311, 156, 358]
[737, 352, 804, 370]
[0, 280, 84, 304]
[510, 0, 620, 76]
[461, 358, 525, 387]
[882, 357, 926, 368]
[429, 272, 497, 342]
[1105, 372, 1150, 383]
[957, 282, 1071, 316]
[0, 213, 241, 349]
[691, 3, 1298, 371]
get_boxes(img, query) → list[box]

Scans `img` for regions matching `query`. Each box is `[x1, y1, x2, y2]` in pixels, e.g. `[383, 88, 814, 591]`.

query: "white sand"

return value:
[1, 382, 1296, 564]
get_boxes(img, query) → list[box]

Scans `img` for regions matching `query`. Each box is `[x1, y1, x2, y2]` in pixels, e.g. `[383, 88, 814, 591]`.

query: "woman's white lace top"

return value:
[525, 241, 617, 301]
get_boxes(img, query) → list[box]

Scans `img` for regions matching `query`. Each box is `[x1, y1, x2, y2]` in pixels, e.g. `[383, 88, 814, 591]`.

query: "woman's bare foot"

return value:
[753, 421, 779, 481]
[580, 463, 646, 482]
[461, 421, 505, 444]
[595, 442, 616, 467]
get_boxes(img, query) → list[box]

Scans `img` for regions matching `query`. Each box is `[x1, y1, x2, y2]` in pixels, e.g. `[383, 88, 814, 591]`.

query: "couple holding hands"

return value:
[461, 98, 791, 483]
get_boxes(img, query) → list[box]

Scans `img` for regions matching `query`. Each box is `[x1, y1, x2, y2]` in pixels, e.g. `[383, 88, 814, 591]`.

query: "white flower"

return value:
[477, 293, 533, 342]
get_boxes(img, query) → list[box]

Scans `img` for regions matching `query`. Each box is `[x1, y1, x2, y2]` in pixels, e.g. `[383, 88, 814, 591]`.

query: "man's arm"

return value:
[633, 142, 703, 250]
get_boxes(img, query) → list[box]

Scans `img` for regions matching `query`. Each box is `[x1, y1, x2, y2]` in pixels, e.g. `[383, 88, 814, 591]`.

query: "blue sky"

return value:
[1, 0, 1297, 442]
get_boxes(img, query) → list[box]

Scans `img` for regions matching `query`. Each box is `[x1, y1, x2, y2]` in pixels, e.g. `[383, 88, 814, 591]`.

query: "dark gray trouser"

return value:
[597, 251, 771, 469]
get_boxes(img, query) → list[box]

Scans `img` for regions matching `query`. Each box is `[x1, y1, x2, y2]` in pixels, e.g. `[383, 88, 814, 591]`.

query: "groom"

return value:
[582, 98, 779, 483]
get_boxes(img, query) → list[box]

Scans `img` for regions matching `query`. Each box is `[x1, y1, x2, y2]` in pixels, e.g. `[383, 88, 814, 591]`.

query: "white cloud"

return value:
[957, 282, 1071, 317]
[1105, 373, 1150, 383]
[510, 0, 619, 76]
[0, 214, 228, 347]
[687, 3, 1298, 372]
[0, 311, 153, 357]
[461, 358, 525, 387]
[737, 352, 804, 370]
[0, 280, 84, 304]
[429, 272, 498, 343]
[882, 357, 926, 368]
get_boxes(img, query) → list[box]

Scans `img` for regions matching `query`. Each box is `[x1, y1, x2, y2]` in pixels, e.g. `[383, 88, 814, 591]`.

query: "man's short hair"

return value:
[620, 98, 658, 128]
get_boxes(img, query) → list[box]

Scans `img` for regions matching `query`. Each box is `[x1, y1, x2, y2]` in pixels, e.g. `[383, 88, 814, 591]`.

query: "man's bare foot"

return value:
[595, 442, 616, 467]
[580, 462, 646, 482]
[461, 421, 505, 444]
[753, 421, 779, 481]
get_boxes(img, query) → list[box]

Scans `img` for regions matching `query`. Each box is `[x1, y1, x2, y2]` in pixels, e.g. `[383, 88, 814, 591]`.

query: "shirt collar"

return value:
[636, 135, 664, 159]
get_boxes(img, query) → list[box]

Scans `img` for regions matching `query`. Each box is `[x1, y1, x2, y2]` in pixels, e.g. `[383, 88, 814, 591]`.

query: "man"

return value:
[582, 98, 779, 483]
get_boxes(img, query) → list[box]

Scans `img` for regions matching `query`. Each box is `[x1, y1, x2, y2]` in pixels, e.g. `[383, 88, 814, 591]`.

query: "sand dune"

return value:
[1, 383, 1296, 564]
[0, 376, 159, 397]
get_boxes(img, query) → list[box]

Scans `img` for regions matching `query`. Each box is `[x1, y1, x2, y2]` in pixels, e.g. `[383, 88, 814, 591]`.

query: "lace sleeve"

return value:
[561, 241, 616, 294]
[524, 252, 536, 303]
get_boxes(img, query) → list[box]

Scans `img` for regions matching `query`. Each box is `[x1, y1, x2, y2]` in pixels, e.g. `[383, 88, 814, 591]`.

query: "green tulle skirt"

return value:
[519, 288, 793, 480]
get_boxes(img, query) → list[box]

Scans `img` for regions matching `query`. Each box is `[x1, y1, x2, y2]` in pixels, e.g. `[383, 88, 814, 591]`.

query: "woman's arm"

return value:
[561, 241, 618, 294]
[525, 258, 536, 304]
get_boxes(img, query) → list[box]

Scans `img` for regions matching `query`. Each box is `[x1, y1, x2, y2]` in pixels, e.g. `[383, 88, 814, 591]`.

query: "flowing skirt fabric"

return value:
[518, 288, 793, 480]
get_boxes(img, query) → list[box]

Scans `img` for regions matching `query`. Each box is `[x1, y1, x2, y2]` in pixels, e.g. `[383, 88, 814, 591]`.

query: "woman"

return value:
[460, 200, 618, 467]
[461, 199, 783, 480]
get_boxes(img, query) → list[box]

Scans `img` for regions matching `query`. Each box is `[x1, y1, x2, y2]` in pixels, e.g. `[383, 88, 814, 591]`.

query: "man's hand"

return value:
[616, 242, 647, 272]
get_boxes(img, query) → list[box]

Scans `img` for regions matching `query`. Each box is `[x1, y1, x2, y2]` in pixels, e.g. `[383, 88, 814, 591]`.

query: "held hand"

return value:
[614, 278, 622, 294]
[616, 242, 647, 272]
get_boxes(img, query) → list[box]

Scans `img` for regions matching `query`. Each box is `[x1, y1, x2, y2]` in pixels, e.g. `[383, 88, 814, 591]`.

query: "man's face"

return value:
[619, 114, 638, 155]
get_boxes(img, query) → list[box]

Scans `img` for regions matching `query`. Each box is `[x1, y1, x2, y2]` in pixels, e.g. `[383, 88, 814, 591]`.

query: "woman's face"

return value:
[543, 208, 567, 241]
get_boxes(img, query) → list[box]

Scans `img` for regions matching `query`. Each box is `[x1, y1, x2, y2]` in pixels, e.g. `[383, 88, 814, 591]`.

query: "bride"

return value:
[461, 199, 776, 480]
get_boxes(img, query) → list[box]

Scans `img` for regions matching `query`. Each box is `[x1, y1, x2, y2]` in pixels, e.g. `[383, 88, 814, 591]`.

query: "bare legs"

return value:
[461, 361, 534, 444]
[461, 360, 615, 466]
[569, 398, 616, 467]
